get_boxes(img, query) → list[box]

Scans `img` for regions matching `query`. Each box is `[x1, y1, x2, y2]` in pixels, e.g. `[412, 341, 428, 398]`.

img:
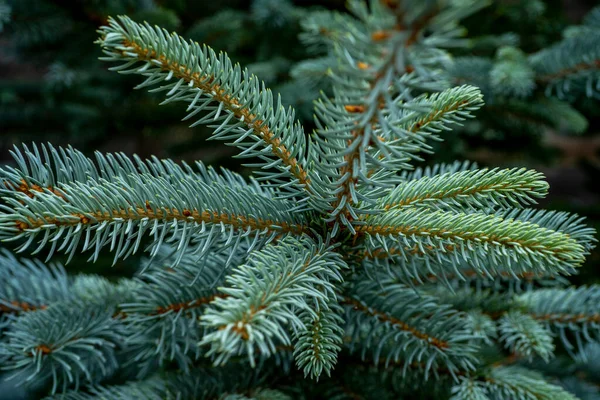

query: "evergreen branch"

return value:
[343, 277, 478, 378]
[530, 29, 600, 98]
[0, 142, 274, 202]
[200, 237, 345, 372]
[481, 366, 577, 400]
[381, 168, 548, 211]
[450, 377, 489, 400]
[342, 296, 449, 350]
[356, 207, 592, 287]
[520, 286, 600, 353]
[0, 249, 69, 318]
[363, 86, 483, 182]
[498, 312, 554, 362]
[41, 367, 263, 400]
[119, 246, 245, 373]
[42, 378, 166, 400]
[309, 6, 483, 226]
[399, 160, 478, 181]
[358, 208, 585, 279]
[0, 173, 306, 264]
[364, 256, 566, 290]
[97, 16, 312, 198]
[536, 58, 600, 83]
[358, 246, 563, 289]
[1, 1, 598, 397]
[293, 303, 345, 380]
[403, 86, 484, 139]
[0, 306, 125, 394]
[499, 208, 597, 253]
[312, 83, 483, 229]
[414, 269, 558, 288]
[301, 1, 485, 227]
[533, 312, 600, 325]
[9, 198, 303, 235]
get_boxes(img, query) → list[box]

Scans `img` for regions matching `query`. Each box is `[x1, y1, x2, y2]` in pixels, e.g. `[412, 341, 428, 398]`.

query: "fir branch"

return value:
[403, 86, 484, 139]
[97, 16, 312, 198]
[399, 160, 478, 181]
[0, 249, 69, 318]
[293, 303, 345, 380]
[200, 237, 345, 371]
[360, 253, 566, 290]
[368, 208, 592, 288]
[498, 312, 554, 362]
[0, 142, 274, 203]
[119, 246, 245, 373]
[309, 4, 485, 227]
[536, 57, 600, 83]
[499, 208, 597, 253]
[0, 172, 307, 264]
[520, 286, 600, 354]
[343, 277, 478, 379]
[530, 29, 600, 99]
[342, 296, 449, 350]
[356, 230, 573, 290]
[1, 306, 125, 394]
[358, 208, 586, 279]
[0, 1, 597, 397]
[381, 168, 548, 211]
[481, 366, 577, 400]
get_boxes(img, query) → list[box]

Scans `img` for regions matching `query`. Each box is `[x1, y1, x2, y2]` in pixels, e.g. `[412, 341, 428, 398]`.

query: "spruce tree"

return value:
[0, 1, 599, 399]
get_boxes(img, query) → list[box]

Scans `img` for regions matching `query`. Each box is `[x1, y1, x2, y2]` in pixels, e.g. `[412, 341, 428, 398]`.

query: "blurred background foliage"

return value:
[0, 0, 599, 284]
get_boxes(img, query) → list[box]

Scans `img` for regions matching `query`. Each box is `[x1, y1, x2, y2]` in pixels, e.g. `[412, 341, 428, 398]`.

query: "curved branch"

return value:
[97, 16, 312, 196]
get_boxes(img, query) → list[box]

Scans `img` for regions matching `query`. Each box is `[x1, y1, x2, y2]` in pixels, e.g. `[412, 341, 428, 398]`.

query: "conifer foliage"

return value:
[0, 1, 599, 399]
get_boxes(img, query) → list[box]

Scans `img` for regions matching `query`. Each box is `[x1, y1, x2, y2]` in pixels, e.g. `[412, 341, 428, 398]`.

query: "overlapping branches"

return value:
[520, 286, 600, 354]
[305, 0, 486, 228]
[0, 143, 273, 201]
[118, 245, 245, 374]
[342, 277, 478, 380]
[97, 16, 312, 199]
[0, 148, 308, 264]
[0, 278, 134, 394]
[0, 249, 69, 319]
[201, 237, 345, 369]
[0, 1, 597, 397]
